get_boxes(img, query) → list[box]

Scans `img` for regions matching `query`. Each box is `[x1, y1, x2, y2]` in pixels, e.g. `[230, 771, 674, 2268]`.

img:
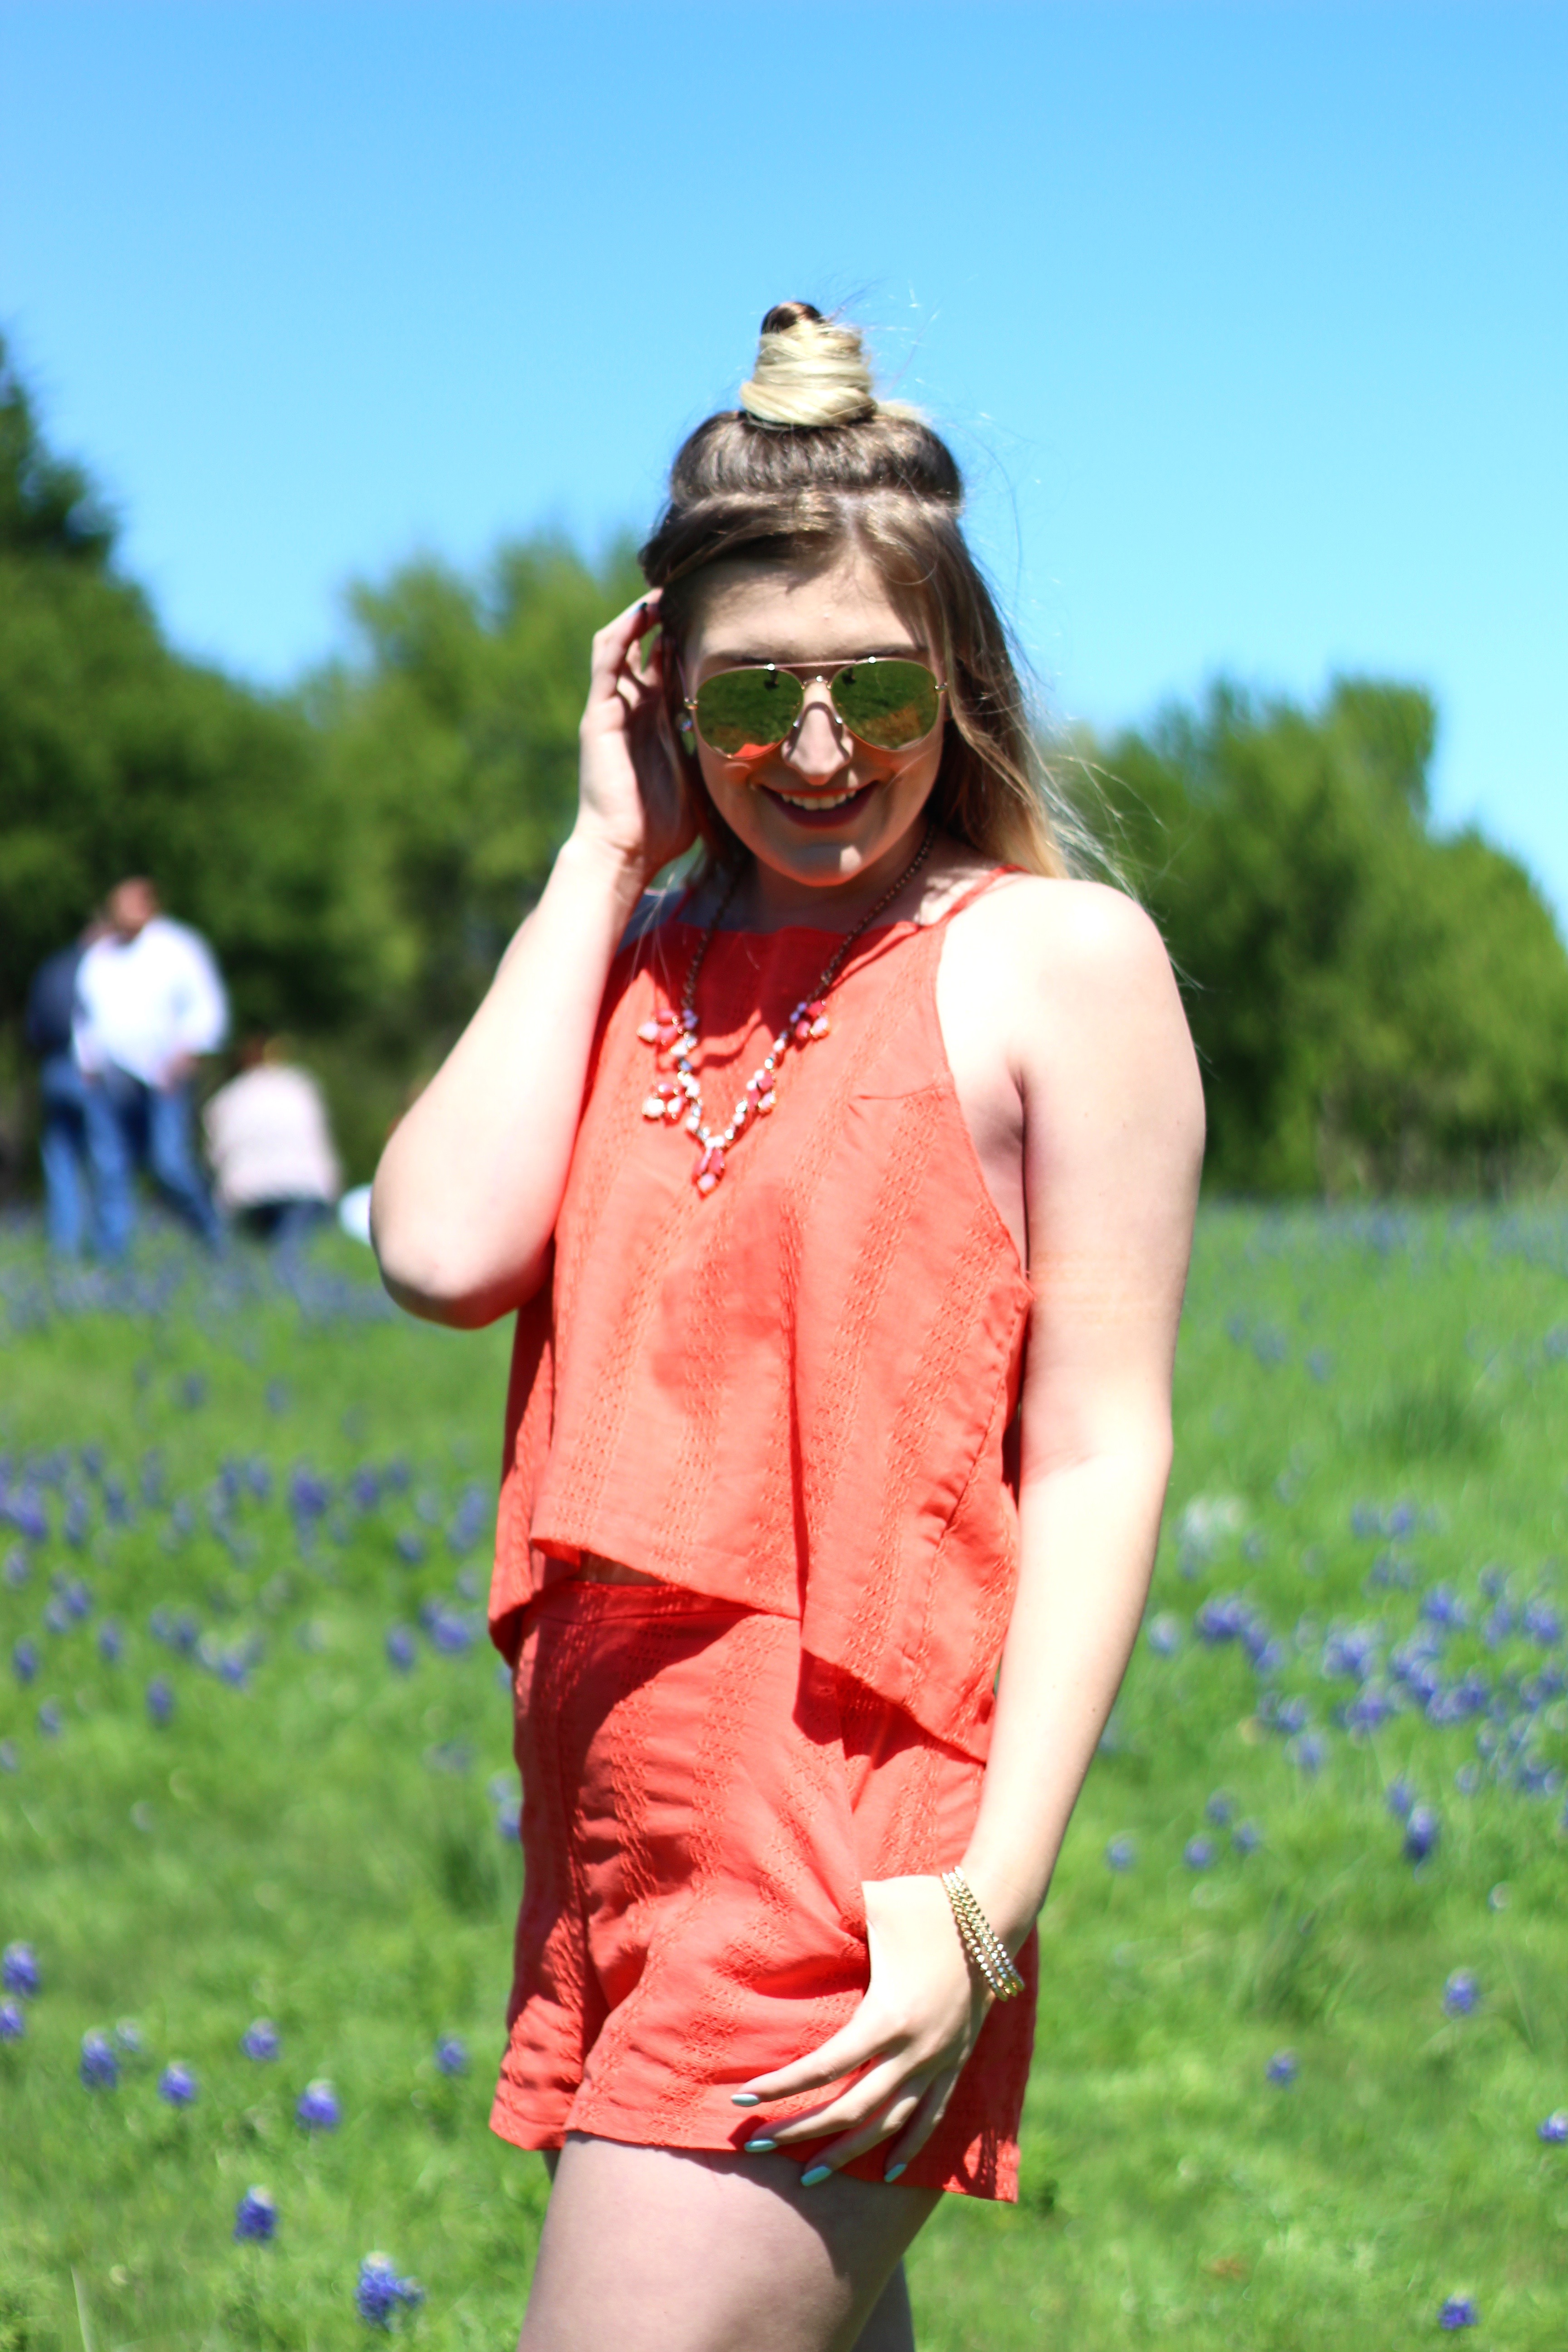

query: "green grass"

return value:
[1, 1207, 1565, 2348]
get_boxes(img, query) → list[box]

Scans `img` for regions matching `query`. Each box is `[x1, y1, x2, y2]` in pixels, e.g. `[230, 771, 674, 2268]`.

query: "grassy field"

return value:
[0, 1207, 1564, 2349]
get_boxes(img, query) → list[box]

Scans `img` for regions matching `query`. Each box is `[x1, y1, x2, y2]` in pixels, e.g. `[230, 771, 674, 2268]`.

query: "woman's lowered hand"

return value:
[730, 1875, 990, 2185]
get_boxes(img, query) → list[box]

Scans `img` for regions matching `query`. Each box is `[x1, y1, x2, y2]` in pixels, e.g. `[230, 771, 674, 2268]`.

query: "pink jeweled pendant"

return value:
[693, 1142, 725, 1196]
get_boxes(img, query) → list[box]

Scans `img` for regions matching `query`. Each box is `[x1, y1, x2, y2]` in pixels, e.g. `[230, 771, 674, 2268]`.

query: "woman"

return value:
[372, 303, 1204, 2352]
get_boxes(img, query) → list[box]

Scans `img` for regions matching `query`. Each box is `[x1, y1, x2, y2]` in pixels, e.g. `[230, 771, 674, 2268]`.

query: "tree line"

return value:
[1, 335, 1563, 1199]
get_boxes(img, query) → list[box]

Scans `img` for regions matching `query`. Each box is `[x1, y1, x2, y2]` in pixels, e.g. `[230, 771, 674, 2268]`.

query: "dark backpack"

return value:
[23, 945, 84, 1060]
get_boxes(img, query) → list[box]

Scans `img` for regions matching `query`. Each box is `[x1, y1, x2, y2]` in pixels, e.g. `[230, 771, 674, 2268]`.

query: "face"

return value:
[108, 879, 158, 940]
[679, 546, 946, 895]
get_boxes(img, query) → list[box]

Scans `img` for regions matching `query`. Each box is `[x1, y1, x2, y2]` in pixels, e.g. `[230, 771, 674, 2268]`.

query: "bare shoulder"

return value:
[958, 874, 1176, 1002]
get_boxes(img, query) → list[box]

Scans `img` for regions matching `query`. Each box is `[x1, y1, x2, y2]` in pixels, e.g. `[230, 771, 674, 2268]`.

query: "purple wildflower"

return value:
[97, 1620, 123, 1664]
[147, 1678, 175, 1727]
[1183, 1836, 1215, 1870]
[1274, 1697, 1310, 1736]
[434, 2035, 468, 2076]
[3, 1549, 28, 1589]
[79, 2032, 118, 2090]
[297, 2078, 341, 2131]
[393, 1530, 426, 1567]
[1104, 1836, 1137, 1872]
[1403, 1804, 1441, 1864]
[1205, 1792, 1233, 1827]
[1290, 1731, 1327, 1776]
[1385, 1777, 1416, 1821]
[0, 1999, 24, 2041]
[1265, 2051, 1298, 2087]
[1, 1943, 39, 1998]
[1442, 1970, 1480, 2018]
[1145, 1612, 1181, 1656]
[11, 1639, 39, 1686]
[385, 1627, 417, 1673]
[1438, 2295, 1478, 2330]
[356, 2253, 423, 2329]
[1537, 2110, 1568, 2143]
[159, 2061, 198, 2106]
[242, 2019, 280, 2061]
[234, 2186, 278, 2242]
[1232, 1820, 1264, 1856]
[37, 1700, 62, 1738]
[1522, 1600, 1563, 1647]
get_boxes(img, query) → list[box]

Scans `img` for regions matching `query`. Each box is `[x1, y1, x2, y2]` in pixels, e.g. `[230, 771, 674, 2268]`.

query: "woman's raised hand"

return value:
[574, 589, 696, 886]
[730, 1875, 990, 2185]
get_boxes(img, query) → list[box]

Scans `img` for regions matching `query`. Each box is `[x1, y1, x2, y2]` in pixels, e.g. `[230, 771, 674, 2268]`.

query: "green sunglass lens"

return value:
[693, 666, 804, 756]
[831, 661, 941, 749]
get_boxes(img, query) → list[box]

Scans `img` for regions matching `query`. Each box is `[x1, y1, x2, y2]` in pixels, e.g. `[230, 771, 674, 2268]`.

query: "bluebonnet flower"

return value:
[289, 1466, 331, 1525]
[1265, 2051, 1298, 2087]
[1522, 1599, 1563, 1647]
[1195, 1594, 1253, 1646]
[44, 1597, 72, 1636]
[62, 1575, 91, 1621]
[1, 1943, 39, 1998]
[159, 2061, 198, 2106]
[217, 1652, 250, 1691]
[1273, 1697, 1310, 1737]
[1455, 1764, 1480, 1795]
[1183, 1836, 1215, 1870]
[1232, 1821, 1264, 1856]
[1204, 1792, 1233, 1827]
[0, 1999, 24, 2040]
[1403, 1804, 1441, 1864]
[1538, 2110, 1567, 2144]
[35, 1699, 61, 1740]
[1385, 1777, 1416, 1821]
[1104, 1836, 1137, 1872]
[11, 1639, 39, 1686]
[385, 1627, 417, 1673]
[98, 1621, 123, 1665]
[355, 2253, 423, 2328]
[394, 1530, 426, 1567]
[3, 1548, 28, 1589]
[234, 2186, 278, 2242]
[1146, 1612, 1181, 1657]
[79, 2032, 118, 2089]
[147, 1678, 175, 1727]
[1420, 1585, 1468, 1631]
[297, 2078, 341, 2130]
[242, 2019, 280, 2060]
[1350, 1502, 1382, 1539]
[350, 1465, 382, 1510]
[1386, 1503, 1416, 1537]
[1340, 1685, 1398, 1735]
[434, 2035, 467, 2076]
[1290, 1732, 1326, 1776]
[1438, 2295, 1478, 2329]
[1442, 1970, 1480, 2017]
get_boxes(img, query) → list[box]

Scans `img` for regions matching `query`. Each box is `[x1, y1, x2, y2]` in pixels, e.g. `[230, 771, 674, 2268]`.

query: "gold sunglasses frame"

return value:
[680, 656, 946, 757]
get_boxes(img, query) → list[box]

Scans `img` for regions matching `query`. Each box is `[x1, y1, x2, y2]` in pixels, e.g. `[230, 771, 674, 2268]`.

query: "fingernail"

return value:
[742, 2137, 778, 2154]
[730, 2092, 761, 2108]
[799, 2164, 833, 2189]
[884, 2161, 907, 2183]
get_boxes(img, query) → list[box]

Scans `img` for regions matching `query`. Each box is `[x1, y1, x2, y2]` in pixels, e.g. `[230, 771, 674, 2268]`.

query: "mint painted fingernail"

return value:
[730, 2092, 760, 2107]
[884, 2161, 907, 2183]
[799, 2164, 833, 2189]
[742, 2137, 777, 2154]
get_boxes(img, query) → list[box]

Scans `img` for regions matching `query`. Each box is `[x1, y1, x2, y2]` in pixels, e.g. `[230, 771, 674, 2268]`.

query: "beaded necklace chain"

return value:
[638, 819, 937, 1196]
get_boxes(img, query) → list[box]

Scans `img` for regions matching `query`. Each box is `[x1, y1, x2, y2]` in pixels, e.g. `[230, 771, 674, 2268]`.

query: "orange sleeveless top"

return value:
[487, 874, 1033, 1764]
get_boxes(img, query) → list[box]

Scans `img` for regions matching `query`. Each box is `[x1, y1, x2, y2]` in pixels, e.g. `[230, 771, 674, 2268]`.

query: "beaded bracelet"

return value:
[940, 1867, 1026, 2002]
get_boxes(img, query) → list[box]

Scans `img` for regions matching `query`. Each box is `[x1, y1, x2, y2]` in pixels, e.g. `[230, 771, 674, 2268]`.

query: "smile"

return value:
[764, 784, 870, 812]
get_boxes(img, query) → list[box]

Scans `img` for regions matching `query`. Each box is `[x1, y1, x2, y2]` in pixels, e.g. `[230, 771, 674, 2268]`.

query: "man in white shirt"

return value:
[74, 877, 228, 1253]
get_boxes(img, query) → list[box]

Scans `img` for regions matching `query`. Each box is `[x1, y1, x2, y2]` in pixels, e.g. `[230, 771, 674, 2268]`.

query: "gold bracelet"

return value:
[940, 1868, 1025, 2001]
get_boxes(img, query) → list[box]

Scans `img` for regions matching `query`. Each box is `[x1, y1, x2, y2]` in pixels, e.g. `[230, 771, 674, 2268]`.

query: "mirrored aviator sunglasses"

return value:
[687, 658, 943, 760]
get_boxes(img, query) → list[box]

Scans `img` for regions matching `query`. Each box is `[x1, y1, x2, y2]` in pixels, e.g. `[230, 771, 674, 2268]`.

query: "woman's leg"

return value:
[520, 2136, 938, 2352]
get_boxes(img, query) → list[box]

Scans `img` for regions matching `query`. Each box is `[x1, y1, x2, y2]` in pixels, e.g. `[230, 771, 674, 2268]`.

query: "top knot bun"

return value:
[739, 301, 884, 430]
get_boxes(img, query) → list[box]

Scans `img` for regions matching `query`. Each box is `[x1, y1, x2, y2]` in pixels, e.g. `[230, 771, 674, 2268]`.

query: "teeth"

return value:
[772, 787, 862, 810]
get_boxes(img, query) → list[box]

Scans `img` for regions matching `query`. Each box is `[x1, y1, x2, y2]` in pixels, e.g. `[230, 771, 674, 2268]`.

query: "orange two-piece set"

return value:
[486, 877, 1037, 2200]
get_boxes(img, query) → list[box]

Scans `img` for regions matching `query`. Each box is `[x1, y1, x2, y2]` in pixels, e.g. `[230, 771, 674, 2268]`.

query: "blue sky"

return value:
[2, 2, 1564, 917]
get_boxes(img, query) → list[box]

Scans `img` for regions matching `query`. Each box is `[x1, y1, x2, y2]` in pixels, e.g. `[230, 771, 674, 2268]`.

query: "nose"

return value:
[778, 681, 851, 786]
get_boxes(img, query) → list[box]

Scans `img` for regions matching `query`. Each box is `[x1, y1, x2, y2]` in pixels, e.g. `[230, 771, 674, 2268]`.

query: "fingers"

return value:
[744, 2054, 907, 2150]
[734, 2011, 893, 2109]
[876, 2069, 959, 2182]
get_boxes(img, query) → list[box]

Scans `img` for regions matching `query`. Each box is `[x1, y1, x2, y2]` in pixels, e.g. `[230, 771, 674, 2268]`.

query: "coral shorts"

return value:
[490, 1579, 1036, 2200]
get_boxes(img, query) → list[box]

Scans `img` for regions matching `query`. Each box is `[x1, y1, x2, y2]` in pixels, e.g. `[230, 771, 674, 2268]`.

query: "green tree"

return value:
[1100, 678, 1568, 1193]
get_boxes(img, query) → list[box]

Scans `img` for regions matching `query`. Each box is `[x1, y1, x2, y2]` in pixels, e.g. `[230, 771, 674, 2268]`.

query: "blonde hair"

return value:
[642, 303, 1084, 880]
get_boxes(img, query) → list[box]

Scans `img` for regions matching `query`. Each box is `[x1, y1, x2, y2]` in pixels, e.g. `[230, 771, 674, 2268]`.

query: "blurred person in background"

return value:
[74, 876, 228, 1254]
[203, 1034, 342, 1248]
[24, 913, 109, 1255]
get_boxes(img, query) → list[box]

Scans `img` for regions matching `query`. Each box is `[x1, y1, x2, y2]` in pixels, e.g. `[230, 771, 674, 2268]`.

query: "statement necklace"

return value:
[638, 819, 937, 1196]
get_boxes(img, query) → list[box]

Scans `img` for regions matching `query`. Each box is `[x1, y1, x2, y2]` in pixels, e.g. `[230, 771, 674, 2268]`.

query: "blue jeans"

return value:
[84, 1068, 224, 1256]
[38, 1055, 96, 1255]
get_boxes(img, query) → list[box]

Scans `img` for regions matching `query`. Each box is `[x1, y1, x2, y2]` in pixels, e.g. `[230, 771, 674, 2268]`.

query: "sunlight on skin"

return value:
[679, 549, 947, 926]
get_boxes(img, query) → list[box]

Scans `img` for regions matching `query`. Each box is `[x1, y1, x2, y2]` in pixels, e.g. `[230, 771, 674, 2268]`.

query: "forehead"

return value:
[684, 547, 927, 669]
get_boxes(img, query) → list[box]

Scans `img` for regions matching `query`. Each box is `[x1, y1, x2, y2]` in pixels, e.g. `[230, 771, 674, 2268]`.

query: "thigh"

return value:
[520, 2136, 938, 2352]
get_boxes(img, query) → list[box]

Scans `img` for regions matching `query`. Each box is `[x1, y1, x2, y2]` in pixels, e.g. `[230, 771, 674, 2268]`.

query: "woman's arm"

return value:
[370, 593, 693, 1328]
[731, 882, 1204, 2177]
